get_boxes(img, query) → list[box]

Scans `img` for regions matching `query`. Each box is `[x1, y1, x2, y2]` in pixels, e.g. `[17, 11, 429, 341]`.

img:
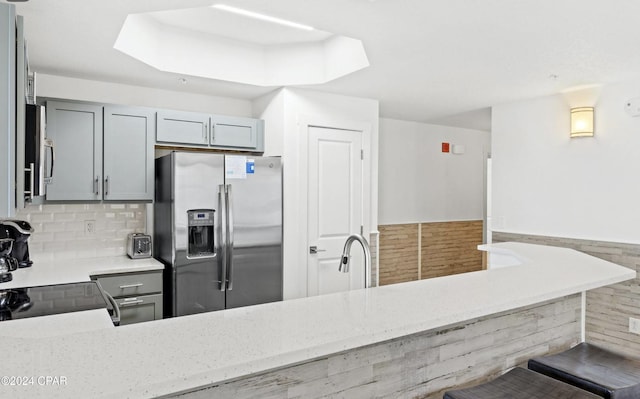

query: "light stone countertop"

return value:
[0, 255, 164, 290]
[0, 242, 635, 399]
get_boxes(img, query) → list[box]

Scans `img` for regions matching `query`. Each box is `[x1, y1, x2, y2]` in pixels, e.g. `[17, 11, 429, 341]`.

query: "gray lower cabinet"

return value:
[92, 270, 163, 325]
[156, 109, 264, 152]
[45, 101, 154, 201]
[115, 293, 162, 325]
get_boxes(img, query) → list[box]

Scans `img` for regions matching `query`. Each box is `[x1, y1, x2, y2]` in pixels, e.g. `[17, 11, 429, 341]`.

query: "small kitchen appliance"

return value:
[0, 220, 34, 268]
[127, 233, 152, 259]
[0, 239, 18, 283]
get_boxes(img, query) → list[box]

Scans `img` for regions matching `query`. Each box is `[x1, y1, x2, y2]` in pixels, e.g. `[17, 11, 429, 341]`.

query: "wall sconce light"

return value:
[570, 107, 594, 138]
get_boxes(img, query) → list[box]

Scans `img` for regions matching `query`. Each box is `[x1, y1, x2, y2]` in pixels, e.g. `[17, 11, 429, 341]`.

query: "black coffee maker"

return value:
[0, 220, 34, 268]
[0, 238, 18, 283]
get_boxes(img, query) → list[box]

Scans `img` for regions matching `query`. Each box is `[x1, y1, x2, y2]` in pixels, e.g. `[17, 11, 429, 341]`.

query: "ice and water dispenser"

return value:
[187, 209, 215, 258]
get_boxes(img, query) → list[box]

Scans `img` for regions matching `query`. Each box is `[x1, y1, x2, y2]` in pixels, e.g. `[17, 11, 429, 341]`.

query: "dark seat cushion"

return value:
[443, 367, 601, 399]
[528, 343, 640, 399]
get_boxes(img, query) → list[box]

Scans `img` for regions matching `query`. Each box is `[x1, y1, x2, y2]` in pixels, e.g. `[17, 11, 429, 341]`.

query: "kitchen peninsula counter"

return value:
[0, 242, 634, 398]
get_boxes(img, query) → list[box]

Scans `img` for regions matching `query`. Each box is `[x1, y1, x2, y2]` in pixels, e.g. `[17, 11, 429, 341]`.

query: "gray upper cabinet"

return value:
[45, 101, 154, 202]
[210, 115, 261, 149]
[0, 3, 16, 218]
[104, 106, 155, 201]
[156, 109, 264, 152]
[45, 101, 103, 201]
[156, 110, 209, 145]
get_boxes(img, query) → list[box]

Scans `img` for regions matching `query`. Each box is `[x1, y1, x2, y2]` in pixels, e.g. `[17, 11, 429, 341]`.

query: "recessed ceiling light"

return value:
[211, 4, 314, 31]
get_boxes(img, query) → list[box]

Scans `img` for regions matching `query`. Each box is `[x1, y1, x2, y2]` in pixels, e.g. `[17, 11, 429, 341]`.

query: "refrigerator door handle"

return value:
[218, 184, 227, 292]
[226, 184, 234, 291]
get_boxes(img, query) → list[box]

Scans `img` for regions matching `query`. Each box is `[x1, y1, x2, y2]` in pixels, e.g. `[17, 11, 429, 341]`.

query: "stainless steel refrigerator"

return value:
[154, 152, 282, 317]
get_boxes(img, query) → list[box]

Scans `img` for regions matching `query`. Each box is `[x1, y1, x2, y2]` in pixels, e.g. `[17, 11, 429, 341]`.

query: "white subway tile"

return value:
[75, 212, 98, 221]
[118, 212, 135, 219]
[44, 241, 67, 252]
[106, 221, 126, 230]
[65, 204, 92, 212]
[31, 231, 54, 243]
[22, 202, 146, 260]
[45, 204, 67, 213]
[43, 223, 66, 233]
[65, 221, 85, 232]
[30, 213, 54, 223]
[53, 212, 76, 222]
[54, 231, 77, 241]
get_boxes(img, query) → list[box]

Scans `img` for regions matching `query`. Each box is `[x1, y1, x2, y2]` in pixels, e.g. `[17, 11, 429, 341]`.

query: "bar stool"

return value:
[443, 367, 600, 398]
[528, 342, 640, 399]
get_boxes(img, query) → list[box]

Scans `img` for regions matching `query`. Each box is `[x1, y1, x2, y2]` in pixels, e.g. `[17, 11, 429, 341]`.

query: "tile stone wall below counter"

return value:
[492, 231, 640, 356]
[173, 295, 581, 399]
[15, 203, 147, 261]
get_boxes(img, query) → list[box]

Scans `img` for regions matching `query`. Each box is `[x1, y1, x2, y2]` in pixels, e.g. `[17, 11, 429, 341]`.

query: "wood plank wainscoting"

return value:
[174, 295, 581, 399]
[492, 232, 640, 355]
[379, 221, 484, 286]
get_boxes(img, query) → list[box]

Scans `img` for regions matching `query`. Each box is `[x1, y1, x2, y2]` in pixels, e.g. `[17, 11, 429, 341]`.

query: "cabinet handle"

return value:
[119, 283, 143, 289]
[94, 176, 99, 195]
[105, 176, 110, 196]
[119, 299, 144, 306]
[45, 138, 55, 184]
[203, 123, 208, 142]
[211, 125, 215, 142]
[25, 162, 34, 199]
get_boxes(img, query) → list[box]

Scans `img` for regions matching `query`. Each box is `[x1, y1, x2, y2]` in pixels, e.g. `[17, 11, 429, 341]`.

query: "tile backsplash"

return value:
[15, 203, 147, 261]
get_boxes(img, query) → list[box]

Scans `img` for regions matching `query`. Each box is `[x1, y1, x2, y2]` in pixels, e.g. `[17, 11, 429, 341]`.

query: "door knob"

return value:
[309, 246, 326, 254]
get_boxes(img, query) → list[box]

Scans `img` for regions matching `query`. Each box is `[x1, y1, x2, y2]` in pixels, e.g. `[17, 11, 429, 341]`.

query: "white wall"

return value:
[254, 88, 379, 300]
[492, 79, 640, 244]
[37, 73, 252, 116]
[378, 118, 490, 225]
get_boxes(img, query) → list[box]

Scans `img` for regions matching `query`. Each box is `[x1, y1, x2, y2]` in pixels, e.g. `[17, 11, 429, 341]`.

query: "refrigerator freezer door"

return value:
[172, 152, 226, 316]
[174, 253, 225, 315]
[225, 157, 282, 309]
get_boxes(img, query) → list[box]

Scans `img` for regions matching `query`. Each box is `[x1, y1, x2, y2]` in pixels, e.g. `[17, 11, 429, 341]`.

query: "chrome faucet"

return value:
[338, 234, 371, 286]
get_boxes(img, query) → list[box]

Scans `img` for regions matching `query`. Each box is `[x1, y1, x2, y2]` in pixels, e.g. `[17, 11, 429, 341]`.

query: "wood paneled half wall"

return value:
[379, 220, 484, 286]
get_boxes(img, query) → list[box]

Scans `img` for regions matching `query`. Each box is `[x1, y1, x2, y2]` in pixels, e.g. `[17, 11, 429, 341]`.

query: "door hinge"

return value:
[360, 149, 364, 160]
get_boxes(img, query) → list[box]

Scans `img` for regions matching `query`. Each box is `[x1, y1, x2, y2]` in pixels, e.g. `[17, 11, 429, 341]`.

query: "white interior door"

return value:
[307, 126, 364, 296]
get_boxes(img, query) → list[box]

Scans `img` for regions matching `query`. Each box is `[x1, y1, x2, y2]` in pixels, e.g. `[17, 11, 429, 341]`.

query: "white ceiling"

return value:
[6, 0, 640, 131]
[113, 7, 369, 86]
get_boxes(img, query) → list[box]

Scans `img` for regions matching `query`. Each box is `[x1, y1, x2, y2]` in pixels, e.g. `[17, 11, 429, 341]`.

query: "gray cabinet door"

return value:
[103, 106, 155, 201]
[156, 110, 209, 145]
[210, 115, 259, 149]
[45, 101, 103, 201]
[116, 293, 163, 325]
[0, 4, 15, 217]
